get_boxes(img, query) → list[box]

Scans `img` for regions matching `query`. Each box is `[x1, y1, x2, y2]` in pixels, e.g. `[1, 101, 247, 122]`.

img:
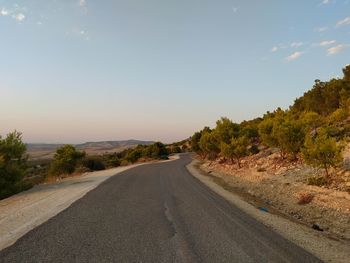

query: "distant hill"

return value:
[26, 140, 154, 160]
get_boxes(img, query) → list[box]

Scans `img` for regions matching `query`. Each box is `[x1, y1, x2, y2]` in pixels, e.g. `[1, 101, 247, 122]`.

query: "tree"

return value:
[0, 131, 28, 199]
[273, 119, 305, 160]
[328, 108, 348, 124]
[220, 136, 249, 168]
[220, 142, 235, 164]
[342, 64, 350, 81]
[214, 117, 240, 144]
[144, 142, 168, 159]
[49, 145, 85, 176]
[302, 129, 343, 177]
[300, 111, 324, 132]
[199, 131, 220, 159]
[258, 118, 278, 148]
[190, 127, 211, 154]
[190, 131, 202, 153]
[231, 136, 249, 168]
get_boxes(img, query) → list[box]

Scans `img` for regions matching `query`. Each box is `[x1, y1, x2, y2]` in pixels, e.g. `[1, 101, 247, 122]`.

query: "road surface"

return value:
[0, 154, 321, 262]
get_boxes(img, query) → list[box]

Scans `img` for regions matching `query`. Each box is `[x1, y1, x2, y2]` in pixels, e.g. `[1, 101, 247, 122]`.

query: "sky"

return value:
[1, 0, 350, 143]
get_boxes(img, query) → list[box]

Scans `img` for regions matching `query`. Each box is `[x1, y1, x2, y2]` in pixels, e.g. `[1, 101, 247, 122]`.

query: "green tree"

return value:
[220, 136, 249, 168]
[214, 117, 240, 144]
[258, 118, 278, 148]
[273, 119, 305, 160]
[199, 131, 220, 159]
[0, 131, 28, 199]
[302, 129, 343, 177]
[300, 111, 324, 132]
[328, 108, 348, 124]
[220, 142, 235, 164]
[49, 145, 85, 176]
[231, 136, 249, 168]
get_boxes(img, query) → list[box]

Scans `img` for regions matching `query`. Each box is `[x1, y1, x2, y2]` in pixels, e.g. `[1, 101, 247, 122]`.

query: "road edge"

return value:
[186, 159, 350, 263]
[0, 155, 180, 251]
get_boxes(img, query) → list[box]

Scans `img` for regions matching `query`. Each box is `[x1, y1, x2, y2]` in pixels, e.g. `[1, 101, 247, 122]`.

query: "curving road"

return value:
[0, 154, 321, 262]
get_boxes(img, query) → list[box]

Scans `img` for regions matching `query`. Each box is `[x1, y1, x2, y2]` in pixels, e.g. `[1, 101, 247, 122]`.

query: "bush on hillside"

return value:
[82, 157, 106, 171]
[0, 131, 28, 199]
[49, 145, 85, 176]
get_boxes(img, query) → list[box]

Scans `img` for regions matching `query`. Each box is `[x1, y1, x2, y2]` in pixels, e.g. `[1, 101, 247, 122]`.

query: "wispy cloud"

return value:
[286, 51, 303, 61]
[316, 26, 328, 32]
[0, 8, 9, 16]
[319, 40, 337, 46]
[327, 44, 350, 55]
[270, 46, 278, 52]
[336, 17, 350, 27]
[13, 13, 25, 22]
[79, 0, 87, 7]
[0, 6, 26, 23]
[290, 42, 303, 48]
[320, 0, 330, 4]
[232, 6, 239, 13]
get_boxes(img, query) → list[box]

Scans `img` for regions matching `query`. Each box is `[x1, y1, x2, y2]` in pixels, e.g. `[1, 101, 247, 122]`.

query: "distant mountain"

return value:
[26, 140, 155, 160]
[75, 140, 154, 150]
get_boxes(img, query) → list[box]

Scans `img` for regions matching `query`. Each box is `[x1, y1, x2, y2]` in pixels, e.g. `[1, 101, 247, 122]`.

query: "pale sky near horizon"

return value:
[1, 0, 350, 143]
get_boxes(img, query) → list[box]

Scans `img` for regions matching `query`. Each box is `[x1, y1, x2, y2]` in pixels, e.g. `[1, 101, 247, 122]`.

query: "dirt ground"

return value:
[198, 148, 350, 241]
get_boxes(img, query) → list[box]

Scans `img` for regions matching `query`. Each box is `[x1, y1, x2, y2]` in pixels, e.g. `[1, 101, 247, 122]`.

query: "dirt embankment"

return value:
[197, 148, 350, 241]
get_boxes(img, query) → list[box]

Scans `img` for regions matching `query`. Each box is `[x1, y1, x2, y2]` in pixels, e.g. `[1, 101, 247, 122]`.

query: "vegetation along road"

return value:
[0, 154, 321, 263]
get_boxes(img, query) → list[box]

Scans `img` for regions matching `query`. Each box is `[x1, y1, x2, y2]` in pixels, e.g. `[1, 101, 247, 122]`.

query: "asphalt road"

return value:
[0, 154, 322, 263]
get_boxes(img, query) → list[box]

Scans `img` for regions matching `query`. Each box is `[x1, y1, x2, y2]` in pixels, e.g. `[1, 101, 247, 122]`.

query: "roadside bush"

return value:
[302, 129, 343, 177]
[0, 131, 28, 199]
[120, 160, 129, 166]
[82, 157, 105, 171]
[102, 153, 121, 168]
[49, 145, 85, 176]
[307, 176, 328, 186]
[297, 192, 314, 205]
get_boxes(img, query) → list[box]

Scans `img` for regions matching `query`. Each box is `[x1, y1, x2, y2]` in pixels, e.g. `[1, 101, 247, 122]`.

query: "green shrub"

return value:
[102, 153, 121, 168]
[302, 129, 343, 177]
[0, 131, 28, 199]
[49, 145, 85, 176]
[120, 160, 129, 166]
[82, 157, 105, 171]
[307, 176, 328, 186]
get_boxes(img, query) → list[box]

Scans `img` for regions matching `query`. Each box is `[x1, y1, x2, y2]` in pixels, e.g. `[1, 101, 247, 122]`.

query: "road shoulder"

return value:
[186, 159, 350, 263]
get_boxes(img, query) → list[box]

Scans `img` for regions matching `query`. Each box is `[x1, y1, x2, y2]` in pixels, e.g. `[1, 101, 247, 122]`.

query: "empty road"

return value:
[0, 154, 321, 263]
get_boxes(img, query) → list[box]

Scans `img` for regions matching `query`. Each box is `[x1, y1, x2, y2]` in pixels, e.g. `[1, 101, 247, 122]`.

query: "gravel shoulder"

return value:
[0, 156, 179, 251]
[187, 159, 350, 263]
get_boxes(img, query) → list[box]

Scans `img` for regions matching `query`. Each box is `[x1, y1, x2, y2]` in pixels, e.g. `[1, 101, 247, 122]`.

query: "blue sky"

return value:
[1, 0, 350, 143]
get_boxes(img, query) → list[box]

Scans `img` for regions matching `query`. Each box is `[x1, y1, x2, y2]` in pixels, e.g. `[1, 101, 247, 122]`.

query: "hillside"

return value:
[26, 140, 154, 160]
[190, 65, 350, 241]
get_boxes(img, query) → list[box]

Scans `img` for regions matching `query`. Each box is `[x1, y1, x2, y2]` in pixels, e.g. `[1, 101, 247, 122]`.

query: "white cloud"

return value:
[327, 44, 350, 55]
[321, 0, 330, 4]
[286, 51, 303, 61]
[316, 26, 328, 32]
[290, 42, 303, 48]
[13, 13, 25, 22]
[232, 6, 238, 13]
[337, 17, 350, 27]
[271, 46, 278, 52]
[0, 8, 9, 16]
[319, 40, 337, 46]
[79, 0, 86, 7]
